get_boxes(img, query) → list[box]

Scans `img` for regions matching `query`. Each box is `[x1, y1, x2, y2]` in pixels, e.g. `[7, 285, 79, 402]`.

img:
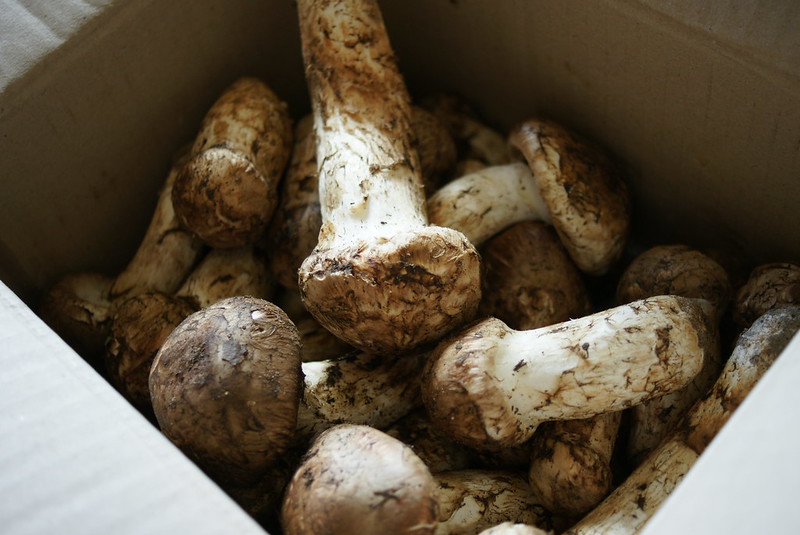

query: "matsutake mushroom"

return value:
[422, 295, 715, 451]
[295, 0, 481, 355]
[428, 118, 629, 275]
[172, 77, 292, 248]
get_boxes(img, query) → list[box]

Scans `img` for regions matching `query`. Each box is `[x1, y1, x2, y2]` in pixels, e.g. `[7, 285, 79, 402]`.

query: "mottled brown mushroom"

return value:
[616, 244, 729, 465]
[281, 424, 439, 535]
[734, 262, 800, 328]
[423, 296, 714, 451]
[565, 306, 800, 535]
[149, 296, 303, 487]
[105, 246, 274, 412]
[295, 0, 481, 355]
[480, 221, 592, 329]
[172, 77, 292, 248]
[295, 350, 427, 442]
[428, 119, 629, 276]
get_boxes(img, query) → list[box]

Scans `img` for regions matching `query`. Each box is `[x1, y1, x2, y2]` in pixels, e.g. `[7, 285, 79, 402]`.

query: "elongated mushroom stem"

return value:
[295, 0, 481, 355]
[428, 119, 629, 275]
[173, 77, 293, 248]
[434, 470, 556, 535]
[109, 147, 205, 301]
[565, 305, 800, 535]
[149, 296, 303, 487]
[617, 244, 729, 465]
[281, 424, 439, 535]
[733, 262, 800, 328]
[423, 295, 714, 451]
[295, 350, 427, 442]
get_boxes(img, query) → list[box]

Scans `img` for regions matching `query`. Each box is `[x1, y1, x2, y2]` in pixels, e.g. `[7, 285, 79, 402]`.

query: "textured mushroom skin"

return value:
[565, 306, 800, 535]
[296, 0, 481, 355]
[509, 119, 630, 275]
[734, 262, 800, 327]
[480, 221, 592, 330]
[105, 292, 196, 413]
[173, 77, 292, 248]
[281, 424, 439, 535]
[423, 295, 712, 450]
[149, 296, 302, 487]
[434, 470, 555, 535]
[617, 244, 729, 464]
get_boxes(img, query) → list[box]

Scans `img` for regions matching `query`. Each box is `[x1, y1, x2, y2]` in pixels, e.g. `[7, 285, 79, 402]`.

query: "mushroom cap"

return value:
[105, 292, 196, 413]
[410, 105, 458, 192]
[173, 147, 278, 248]
[734, 262, 800, 328]
[478, 523, 551, 535]
[298, 225, 481, 355]
[149, 296, 302, 486]
[480, 221, 592, 330]
[281, 424, 438, 535]
[616, 244, 732, 316]
[509, 119, 629, 276]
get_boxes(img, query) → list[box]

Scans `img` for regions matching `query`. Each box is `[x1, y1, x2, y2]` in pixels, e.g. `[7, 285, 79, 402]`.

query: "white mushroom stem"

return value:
[423, 295, 714, 450]
[295, 351, 427, 442]
[109, 152, 204, 301]
[296, 0, 481, 355]
[435, 470, 555, 535]
[565, 305, 800, 535]
[428, 162, 552, 246]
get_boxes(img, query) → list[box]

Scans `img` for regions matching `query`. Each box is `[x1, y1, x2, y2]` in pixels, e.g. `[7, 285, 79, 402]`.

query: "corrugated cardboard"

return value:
[1, 0, 799, 533]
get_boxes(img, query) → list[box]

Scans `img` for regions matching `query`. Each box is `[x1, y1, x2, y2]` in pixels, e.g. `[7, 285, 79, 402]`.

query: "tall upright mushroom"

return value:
[295, 0, 481, 355]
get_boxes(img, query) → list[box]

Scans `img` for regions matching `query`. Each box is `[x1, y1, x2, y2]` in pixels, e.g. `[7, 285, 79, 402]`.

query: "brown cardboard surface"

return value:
[1, 1, 800, 534]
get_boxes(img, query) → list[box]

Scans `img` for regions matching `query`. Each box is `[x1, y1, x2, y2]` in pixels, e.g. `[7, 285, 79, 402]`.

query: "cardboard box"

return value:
[1, 0, 798, 533]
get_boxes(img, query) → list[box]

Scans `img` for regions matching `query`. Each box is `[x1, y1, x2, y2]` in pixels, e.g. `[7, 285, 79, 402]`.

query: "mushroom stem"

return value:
[109, 148, 204, 301]
[423, 295, 714, 450]
[564, 306, 800, 535]
[296, 0, 481, 355]
[428, 163, 552, 246]
[434, 470, 556, 535]
[173, 77, 292, 248]
[295, 350, 427, 442]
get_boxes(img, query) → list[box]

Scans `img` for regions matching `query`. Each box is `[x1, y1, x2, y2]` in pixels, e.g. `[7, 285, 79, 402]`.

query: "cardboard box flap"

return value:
[0, 282, 266, 535]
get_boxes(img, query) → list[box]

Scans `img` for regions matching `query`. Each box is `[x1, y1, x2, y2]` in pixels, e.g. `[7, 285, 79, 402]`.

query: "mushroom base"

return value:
[298, 226, 481, 355]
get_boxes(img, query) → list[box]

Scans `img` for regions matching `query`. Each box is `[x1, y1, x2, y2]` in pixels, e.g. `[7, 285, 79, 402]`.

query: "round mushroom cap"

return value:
[149, 296, 302, 487]
[298, 225, 481, 356]
[478, 523, 551, 535]
[480, 221, 592, 330]
[616, 244, 732, 317]
[734, 262, 800, 327]
[509, 119, 629, 276]
[410, 105, 457, 192]
[173, 147, 279, 248]
[281, 424, 438, 535]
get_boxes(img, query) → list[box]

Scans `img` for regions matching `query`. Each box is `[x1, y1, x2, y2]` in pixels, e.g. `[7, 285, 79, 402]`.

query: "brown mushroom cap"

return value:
[616, 244, 732, 317]
[299, 226, 481, 355]
[281, 424, 438, 535]
[149, 296, 302, 487]
[173, 77, 292, 248]
[509, 119, 629, 276]
[480, 221, 592, 330]
[410, 105, 458, 192]
[105, 292, 196, 414]
[734, 262, 800, 328]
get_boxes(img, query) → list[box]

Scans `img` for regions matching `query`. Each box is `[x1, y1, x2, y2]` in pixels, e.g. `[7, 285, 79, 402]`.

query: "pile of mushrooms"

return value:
[39, 0, 800, 534]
